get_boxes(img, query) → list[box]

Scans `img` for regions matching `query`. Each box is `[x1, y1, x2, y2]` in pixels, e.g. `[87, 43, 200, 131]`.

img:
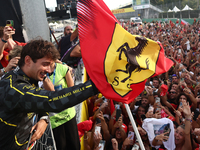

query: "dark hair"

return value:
[169, 82, 178, 91]
[153, 77, 159, 82]
[176, 93, 191, 106]
[18, 39, 60, 67]
[179, 124, 185, 129]
[136, 105, 148, 114]
[173, 121, 179, 129]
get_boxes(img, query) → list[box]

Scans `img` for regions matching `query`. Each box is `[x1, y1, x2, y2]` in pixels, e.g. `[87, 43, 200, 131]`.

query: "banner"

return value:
[111, 8, 135, 14]
[77, 0, 173, 104]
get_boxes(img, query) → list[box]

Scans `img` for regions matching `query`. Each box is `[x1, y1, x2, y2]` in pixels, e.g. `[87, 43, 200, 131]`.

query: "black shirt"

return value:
[0, 67, 98, 149]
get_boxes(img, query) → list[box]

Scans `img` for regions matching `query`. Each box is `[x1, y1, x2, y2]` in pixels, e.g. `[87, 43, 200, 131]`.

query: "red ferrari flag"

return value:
[77, 0, 173, 104]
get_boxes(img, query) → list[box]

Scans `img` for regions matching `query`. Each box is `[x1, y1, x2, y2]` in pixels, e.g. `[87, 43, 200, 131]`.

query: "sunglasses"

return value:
[170, 91, 176, 94]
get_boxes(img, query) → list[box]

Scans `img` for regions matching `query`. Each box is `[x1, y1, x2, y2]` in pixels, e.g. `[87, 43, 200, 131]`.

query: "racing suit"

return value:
[0, 68, 98, 150]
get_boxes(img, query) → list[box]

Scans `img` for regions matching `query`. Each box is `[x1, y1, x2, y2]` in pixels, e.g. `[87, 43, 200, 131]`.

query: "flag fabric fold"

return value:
[77, 0, 173, 104]
[181, 19, 189, 25]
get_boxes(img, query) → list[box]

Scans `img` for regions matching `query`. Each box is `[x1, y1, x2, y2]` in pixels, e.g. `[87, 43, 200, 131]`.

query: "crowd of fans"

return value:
[81, 19, 200, 150]
[1, 18, 200, 150]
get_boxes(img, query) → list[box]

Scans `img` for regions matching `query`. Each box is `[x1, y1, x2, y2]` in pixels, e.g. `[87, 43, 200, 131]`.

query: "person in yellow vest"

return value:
[45, 62, 79, 150]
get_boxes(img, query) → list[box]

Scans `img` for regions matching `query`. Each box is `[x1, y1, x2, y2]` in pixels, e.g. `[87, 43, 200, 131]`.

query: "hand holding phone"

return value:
[141, 114, 146, 121]
[132, 144, 139, 150]
[181, 78, 185, 82]
[128, 131, 134, 140]
[98, 140, 105, 150]
[155, 97, 160, 107]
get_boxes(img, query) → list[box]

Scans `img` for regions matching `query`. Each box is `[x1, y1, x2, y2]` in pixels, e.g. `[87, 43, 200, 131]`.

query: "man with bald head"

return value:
[64, 25, 73, 36]
[59, 25, 78, 58]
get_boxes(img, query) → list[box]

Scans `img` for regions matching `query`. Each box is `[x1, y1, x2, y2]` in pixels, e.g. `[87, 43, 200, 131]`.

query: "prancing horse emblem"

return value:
[116, 36, 149, 83]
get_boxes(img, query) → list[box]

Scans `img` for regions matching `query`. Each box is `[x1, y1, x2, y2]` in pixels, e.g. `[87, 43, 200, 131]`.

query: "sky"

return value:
[45, 0, 132, 10]
[103, 0, 132, 10]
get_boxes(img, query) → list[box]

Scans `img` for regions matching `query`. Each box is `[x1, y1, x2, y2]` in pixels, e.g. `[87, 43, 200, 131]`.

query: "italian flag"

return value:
[181, 19, 189, 25]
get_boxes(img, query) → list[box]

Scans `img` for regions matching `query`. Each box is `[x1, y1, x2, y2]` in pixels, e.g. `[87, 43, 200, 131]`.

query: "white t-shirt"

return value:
[142, 118, 175, 150]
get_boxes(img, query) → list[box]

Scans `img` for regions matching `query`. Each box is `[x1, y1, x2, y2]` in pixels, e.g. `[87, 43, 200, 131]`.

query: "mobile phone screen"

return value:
[6, 20, 14, 27]
[193, 110, 200, 121]
[98, 140, 105, 150]
[141, 114, 146, 121]
[116, 109, 121, 121]
[96, 118, 101, 124]
[95, 126, 101, 135]
[128, 131, 134, 140]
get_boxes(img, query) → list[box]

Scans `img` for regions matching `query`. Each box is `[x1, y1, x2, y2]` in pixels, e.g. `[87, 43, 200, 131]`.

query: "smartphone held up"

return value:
[115, 104, 121, 121]
[6, 20, 14, 30]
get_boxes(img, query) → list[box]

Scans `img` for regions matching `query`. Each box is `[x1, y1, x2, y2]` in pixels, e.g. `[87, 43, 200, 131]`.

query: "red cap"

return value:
[160, 84, 168, 96]
[122, 123, 127, 133]
[77, 120, 93, 139]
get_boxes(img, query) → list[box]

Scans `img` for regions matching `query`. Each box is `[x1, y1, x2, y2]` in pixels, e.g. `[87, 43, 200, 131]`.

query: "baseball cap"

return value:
[122, 123, 127, 133]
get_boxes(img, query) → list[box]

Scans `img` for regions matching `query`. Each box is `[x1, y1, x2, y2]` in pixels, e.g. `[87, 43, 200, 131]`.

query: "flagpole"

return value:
[124, 104, 145, 150]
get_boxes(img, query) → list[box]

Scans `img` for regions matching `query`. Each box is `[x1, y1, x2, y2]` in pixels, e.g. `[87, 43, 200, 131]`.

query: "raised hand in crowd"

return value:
[146, 106, 154, 118]
[121, 136, 133, 150]
[138, 127, 147, 136]
[183, 87, 192, 96]
[113, 115, 123, 129]
[3, 26, 16, 50]
[93, 131, 102, 150]
[99, 101, 108, 110]
[182, 101, 192, 120]
[174, 108, 183, 125]
[96, 111, 110, 141]
[183, 87, 197, 109]
[145, 86, 154, 96]
[130, 96, 142, 110]
[111, 138, 118, 150]
[152, 131, 169, 146]
[109, 109, 116, 132]
[2, 26, 15, 41]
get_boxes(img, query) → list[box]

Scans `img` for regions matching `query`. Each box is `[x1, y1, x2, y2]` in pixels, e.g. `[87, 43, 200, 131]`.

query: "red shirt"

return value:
[0, 41, 26, 67]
